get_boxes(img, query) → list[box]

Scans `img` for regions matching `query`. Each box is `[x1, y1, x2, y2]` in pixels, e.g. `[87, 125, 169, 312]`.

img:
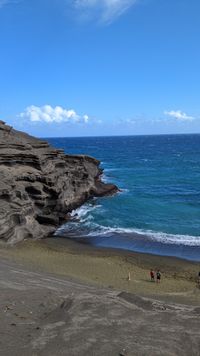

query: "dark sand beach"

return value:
[0, 238, 200, 355]
[1, 238, 200, 304]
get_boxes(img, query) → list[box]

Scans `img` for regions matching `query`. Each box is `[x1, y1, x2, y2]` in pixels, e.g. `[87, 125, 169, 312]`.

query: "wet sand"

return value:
[1, 237, 200, 305]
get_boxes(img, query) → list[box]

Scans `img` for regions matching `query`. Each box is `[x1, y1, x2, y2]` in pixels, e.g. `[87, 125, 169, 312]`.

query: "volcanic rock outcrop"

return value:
[0, 121, 117, 243]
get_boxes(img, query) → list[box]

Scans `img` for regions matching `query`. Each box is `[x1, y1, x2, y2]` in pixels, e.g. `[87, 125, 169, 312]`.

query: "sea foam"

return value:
[58, 203, 200, 247]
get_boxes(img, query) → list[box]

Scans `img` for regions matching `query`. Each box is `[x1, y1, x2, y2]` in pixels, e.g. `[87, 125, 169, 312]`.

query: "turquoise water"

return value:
[47, 135, 200, 261]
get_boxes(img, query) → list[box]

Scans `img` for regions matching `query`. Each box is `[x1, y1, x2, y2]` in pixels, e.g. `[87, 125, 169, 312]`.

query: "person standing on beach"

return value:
[150, 269, 155, 282]
[156, 270, 161, 283]
[198, 271, 200, 286]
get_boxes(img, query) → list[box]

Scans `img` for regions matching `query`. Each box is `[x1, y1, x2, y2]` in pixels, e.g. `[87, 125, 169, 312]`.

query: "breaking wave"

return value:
[56, 204, 200, 247]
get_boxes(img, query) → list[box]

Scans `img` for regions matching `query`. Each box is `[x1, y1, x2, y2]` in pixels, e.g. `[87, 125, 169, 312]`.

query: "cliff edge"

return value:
[0, 121, 118, 243]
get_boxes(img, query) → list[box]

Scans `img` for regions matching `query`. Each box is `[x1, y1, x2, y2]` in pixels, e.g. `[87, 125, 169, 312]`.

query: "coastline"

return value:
[56, 225, 200, 263]
[0, 121, 118, 243]
[1, 237, 200, 306]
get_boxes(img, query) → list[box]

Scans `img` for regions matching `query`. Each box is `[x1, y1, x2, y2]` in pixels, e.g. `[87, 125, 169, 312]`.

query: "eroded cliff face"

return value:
[0, 121, 117, 243]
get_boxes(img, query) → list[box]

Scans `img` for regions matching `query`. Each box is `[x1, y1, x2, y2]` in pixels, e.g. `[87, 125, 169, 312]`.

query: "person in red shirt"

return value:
[150, 269, 155, 282]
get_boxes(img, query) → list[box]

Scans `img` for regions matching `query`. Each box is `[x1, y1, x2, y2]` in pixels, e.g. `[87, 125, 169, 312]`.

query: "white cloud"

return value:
[0, 0, 138, 23]
[73, 0, 138, 24]
[164, 110, 195, 122]
[19, 105, 90, 124]
[0, 0, 20, 8]
[0, 0, 9, 7]
[125, 118, 137, 124]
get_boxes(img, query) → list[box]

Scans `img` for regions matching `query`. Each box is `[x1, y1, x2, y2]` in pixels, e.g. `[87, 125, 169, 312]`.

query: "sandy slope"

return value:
[0, 240, 200, 355]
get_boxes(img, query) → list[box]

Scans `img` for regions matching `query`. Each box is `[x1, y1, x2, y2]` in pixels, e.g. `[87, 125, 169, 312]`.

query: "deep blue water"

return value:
[46, 135, 200, 261]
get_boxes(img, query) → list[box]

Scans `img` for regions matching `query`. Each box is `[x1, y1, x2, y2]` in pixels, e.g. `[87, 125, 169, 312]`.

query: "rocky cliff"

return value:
[0, 121, 117, 243]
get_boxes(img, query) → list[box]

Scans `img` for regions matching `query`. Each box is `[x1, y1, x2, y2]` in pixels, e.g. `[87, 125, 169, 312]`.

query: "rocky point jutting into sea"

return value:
[0, 121, 117, 243]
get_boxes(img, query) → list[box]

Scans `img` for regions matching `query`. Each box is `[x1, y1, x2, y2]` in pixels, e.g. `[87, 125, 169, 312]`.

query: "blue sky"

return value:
[0, 0, 200, 137]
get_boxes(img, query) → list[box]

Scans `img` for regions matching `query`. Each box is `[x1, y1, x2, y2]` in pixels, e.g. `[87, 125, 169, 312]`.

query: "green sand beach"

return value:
[1, 239, 200, 355]
[1, 238, 200, 306]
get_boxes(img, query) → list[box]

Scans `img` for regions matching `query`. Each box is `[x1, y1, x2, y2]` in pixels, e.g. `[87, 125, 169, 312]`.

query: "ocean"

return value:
[46, 134, 200, 261]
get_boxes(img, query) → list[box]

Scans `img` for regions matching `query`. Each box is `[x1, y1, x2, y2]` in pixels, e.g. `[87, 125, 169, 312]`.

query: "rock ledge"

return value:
[0, 121, 118, 243]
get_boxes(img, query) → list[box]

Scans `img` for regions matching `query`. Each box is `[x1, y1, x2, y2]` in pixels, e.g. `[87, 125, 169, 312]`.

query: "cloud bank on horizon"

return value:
[18, 105, 197, 129]
[73, 0, 138, 24]
[19, 105, 90, 124]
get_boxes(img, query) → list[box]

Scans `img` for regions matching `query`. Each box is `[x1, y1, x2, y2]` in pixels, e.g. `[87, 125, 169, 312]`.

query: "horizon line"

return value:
[41, 132, 200, 139]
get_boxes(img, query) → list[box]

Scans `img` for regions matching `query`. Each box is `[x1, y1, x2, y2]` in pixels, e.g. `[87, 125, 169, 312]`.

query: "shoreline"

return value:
[57, 207, 200, 263]
[56, 229, 200, 263]
[1, 236, 200, 306]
